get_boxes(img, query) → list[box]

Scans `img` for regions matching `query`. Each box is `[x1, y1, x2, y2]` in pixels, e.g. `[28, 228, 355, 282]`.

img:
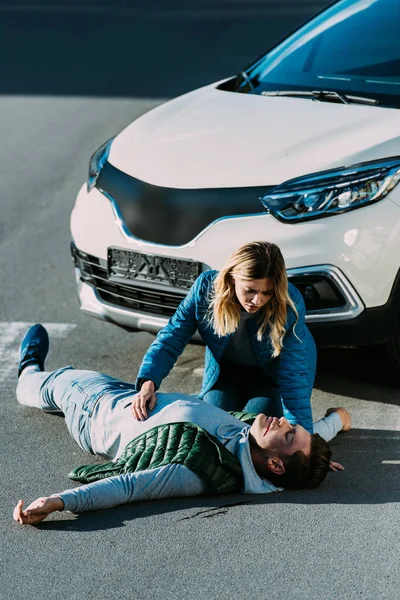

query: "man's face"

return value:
[250, 414, 311, 458]
[232, 276, 274, 314]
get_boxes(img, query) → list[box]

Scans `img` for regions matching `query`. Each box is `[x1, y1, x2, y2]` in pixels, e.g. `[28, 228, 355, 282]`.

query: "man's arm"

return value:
[313, 407, 351, 442]
[13, 464, 207, 525]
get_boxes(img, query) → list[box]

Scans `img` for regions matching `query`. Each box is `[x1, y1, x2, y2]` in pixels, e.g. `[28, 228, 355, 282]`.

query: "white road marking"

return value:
[0, 322, 76, 383]
[381, 460, 400, 464]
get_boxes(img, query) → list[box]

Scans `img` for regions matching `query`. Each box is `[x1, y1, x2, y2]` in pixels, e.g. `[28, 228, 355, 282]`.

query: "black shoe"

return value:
[18, 324, 49, 378]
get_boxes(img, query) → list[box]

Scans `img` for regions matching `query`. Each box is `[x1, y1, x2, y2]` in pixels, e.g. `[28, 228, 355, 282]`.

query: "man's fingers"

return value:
[329, 460, 345, 472]
[13, 498, 52, 525]
[17, 500, 25, 523]
[13, 500, 24, 522]
[13, 501, 38, 524]
[331, 461, 345, 470]
[20, 513, 42, 525]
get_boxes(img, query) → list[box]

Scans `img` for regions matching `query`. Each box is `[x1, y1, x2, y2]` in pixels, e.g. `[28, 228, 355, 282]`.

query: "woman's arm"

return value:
[13, 464, 208, 524]
[279, 287, 314, 433]
[135, 272, 210, 391]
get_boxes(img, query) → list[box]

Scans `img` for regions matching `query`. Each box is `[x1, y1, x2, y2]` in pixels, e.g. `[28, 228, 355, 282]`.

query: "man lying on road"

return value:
[13, 325, 351, 525]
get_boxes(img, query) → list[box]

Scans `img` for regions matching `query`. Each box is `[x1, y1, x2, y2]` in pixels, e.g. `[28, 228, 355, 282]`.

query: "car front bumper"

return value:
[73, 262, 400, 347]
[70, 181, 400, 344]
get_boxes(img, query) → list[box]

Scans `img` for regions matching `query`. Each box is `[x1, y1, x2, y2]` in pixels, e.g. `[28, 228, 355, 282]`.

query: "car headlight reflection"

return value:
[260, 157, 400, 223]
[87, 138, 114, 192]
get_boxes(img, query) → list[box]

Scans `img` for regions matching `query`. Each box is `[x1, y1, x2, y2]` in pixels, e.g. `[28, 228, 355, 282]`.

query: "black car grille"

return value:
[95, 161, 272, 246]
[71, 245, 186, 317]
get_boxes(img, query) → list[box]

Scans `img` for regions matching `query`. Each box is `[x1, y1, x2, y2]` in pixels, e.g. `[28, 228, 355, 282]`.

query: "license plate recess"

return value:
[108, 248, 201, 290]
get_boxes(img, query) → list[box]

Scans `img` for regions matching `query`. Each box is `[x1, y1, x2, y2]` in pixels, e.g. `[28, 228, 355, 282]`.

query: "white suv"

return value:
[70, 0, 400, 370]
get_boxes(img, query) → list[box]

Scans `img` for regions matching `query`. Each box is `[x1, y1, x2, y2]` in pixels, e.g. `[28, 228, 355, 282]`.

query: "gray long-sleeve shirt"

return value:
[53, 394, 343, 513]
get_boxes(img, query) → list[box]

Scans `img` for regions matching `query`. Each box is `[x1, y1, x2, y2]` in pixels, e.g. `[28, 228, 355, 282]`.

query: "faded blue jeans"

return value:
[16, 367, 137, 454]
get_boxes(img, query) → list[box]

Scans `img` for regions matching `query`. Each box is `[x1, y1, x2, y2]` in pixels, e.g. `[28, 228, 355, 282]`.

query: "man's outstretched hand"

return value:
[13, 497, 64, 525]
[132, 380, 156, 420]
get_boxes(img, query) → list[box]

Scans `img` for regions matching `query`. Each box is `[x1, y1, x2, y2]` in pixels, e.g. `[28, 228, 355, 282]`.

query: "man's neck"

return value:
[248, 433, 269, 478]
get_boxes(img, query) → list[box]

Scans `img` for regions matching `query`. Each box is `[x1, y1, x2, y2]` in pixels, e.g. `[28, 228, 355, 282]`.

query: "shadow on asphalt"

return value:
[0, 0, 331, 99]
[315, 347, 400, 406]
[34, 427, 399, 532]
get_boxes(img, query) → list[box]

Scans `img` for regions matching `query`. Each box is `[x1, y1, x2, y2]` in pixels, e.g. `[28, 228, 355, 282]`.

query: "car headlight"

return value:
[260, 157, 400, 223]
[87, 138, 114, 192]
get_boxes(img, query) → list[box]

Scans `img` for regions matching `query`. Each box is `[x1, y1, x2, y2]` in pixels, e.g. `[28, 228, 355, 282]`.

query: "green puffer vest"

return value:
[69, 412, 257, 495]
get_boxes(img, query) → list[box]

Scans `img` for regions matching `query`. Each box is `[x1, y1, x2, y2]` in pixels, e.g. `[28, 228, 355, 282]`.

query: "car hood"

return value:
[109, 84, 400, 188]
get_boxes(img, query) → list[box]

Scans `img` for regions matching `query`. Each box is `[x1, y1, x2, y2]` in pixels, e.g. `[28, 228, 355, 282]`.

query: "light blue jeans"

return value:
[16, 367, 137, 454]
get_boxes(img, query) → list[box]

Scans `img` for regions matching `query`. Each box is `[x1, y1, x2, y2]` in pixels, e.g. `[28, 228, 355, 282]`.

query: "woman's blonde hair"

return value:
[208, 241, 298, 357]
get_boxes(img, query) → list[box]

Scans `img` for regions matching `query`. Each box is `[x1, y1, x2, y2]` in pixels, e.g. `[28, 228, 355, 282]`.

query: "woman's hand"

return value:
[325, 407, 352, 432]
[13, 497, 64, 525]
[132, 380, 156, 420]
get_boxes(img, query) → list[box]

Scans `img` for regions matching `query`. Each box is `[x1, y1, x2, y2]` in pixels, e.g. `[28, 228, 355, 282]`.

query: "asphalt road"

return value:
[1, 2, 399, 599]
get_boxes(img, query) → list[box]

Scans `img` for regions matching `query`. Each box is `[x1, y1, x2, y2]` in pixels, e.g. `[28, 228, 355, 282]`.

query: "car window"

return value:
[243, 0, 400, 106]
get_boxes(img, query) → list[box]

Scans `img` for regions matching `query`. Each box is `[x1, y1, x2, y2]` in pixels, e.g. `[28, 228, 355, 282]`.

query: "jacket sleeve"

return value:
[136, 272, 209, 390]
[55, 464, 208, 513]
[313, 411, 343, 442]
[279, 286, 315, 434]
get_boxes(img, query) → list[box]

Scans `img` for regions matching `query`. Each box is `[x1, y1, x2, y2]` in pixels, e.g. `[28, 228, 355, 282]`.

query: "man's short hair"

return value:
[267, 433, 332, 490]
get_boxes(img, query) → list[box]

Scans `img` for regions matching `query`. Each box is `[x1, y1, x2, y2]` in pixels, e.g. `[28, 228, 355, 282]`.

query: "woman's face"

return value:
[232, 276, 274, 313]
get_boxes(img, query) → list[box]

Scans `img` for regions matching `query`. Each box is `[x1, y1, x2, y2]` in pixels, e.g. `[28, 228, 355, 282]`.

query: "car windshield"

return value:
[237, 0, 400, 108]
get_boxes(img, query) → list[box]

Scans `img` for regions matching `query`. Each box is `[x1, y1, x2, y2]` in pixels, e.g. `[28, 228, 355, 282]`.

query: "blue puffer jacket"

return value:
[136, 270, 316, 433]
